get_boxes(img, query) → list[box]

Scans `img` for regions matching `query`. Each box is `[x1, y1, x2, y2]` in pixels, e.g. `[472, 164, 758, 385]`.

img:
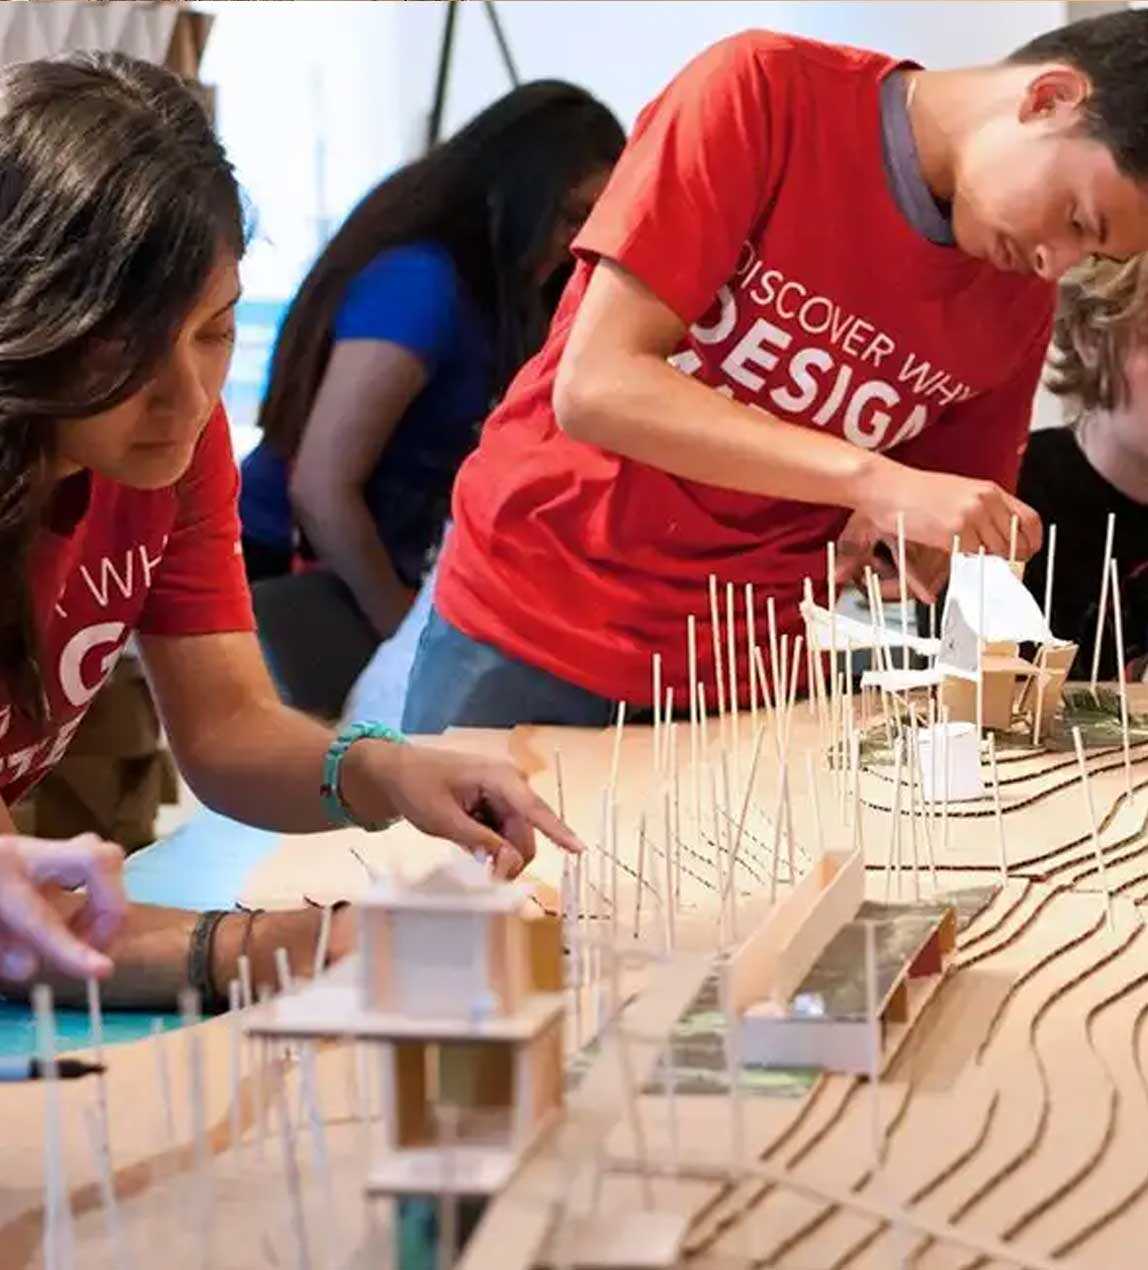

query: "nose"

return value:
[147, 344, 211, 422]
[1032, 240, 1090, 283]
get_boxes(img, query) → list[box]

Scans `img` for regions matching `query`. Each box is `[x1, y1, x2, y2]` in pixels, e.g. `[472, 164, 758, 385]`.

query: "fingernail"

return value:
[0, 949, 37, 981]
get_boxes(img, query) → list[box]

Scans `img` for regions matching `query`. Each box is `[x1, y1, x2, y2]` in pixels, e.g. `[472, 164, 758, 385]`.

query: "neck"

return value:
[1077, 413, 1148, 504]
[905, 64, 1032, 204]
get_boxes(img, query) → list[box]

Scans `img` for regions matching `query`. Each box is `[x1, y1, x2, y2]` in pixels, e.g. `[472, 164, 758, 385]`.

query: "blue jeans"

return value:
[401, 609, 617, 733]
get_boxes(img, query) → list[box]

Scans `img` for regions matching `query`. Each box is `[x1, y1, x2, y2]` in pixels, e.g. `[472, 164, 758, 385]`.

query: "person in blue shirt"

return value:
[240, 82, 624, 717]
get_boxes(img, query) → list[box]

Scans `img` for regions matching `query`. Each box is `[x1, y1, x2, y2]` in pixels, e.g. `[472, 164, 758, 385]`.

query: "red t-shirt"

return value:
[0, 405, 255, 806]
[436, 32, 1055, 706]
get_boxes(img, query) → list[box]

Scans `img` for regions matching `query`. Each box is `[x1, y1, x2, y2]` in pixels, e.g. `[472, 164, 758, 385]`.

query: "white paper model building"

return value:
[250, 856, 565, 1199]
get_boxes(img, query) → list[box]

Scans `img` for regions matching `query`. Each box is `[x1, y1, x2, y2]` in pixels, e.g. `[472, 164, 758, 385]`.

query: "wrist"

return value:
[839, 448, 894, 512]
[338, 736, 404, 828]
[213, 909, 323, 999]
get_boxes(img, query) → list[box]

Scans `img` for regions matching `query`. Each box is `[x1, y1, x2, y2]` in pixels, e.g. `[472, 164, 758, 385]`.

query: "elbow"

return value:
[288, 464, 352, 535]
[553, 354, 612, 444]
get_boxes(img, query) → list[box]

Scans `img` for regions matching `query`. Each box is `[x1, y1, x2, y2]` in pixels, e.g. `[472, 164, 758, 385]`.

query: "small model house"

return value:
[249, 855, 565, 1199]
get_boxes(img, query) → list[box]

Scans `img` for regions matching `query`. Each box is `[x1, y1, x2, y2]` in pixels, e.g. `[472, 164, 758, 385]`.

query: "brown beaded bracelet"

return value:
[186, 910, 230, 1015]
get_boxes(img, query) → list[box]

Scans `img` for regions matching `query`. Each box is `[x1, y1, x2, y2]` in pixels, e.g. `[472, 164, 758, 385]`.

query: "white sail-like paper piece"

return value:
[946, 553, 1052, 645]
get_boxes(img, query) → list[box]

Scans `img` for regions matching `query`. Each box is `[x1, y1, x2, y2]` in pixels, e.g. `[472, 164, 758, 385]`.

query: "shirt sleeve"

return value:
[887, 317, 1053, 492]
[332, 243, 462, 372]
[571, 33, 780, 326]
[137, 404, 255, 637]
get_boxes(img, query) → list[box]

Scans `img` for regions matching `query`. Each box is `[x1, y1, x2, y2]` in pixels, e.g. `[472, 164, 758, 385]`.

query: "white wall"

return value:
[200, 0, 1075, 431]
[395, 1, 1067, 140]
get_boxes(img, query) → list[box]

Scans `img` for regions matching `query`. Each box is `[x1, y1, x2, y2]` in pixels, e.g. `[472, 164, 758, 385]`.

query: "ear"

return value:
[1019, 65, 1091, 125]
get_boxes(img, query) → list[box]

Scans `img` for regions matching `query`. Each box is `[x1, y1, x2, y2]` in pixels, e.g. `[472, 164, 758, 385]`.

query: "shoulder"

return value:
[642, 31, 900, 136]
[349, 241, 460, 301]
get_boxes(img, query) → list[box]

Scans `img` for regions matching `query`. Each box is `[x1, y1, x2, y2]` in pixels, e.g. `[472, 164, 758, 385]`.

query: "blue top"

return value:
[239, 241, 493, 587]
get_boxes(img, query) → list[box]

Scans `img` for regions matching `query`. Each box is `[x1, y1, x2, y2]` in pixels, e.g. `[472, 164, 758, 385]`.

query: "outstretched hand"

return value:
[0, 834, 127, 982]
[342, 742, 586, 879]
[835, 512, 952, 604]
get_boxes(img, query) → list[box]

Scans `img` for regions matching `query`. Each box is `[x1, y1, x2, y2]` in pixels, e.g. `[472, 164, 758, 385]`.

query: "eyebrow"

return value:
[209, 291, 242, 320]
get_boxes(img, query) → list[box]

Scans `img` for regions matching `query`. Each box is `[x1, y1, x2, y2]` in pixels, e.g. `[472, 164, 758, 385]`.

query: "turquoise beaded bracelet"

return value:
[320, 721, 408, 831]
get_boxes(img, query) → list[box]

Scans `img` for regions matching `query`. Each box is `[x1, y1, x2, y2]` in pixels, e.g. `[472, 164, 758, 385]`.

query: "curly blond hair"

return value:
[1048, 254, 1148, 417]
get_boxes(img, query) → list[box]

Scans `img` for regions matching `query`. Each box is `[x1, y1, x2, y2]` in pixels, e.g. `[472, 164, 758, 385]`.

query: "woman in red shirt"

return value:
[0, 54, 577, 1009]
[403, 12, 1148, 732]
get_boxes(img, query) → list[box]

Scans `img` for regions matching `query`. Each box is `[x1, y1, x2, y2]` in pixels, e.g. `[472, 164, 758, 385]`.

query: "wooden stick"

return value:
[662, 788, 675, 950]
[710, 764, 726, 934]
[753, 643, 774, 724]
[227, 980, 243, 1157]
[554, 748, 566, 821]
[987, 732, 1007, 886]
[726, 579, 740, 788]
[274, 946, 294, 995]
[896, 511, 910, 672]
[83, 1103, 132, 1270]
[34, 984, 74, 1270]
[86, 976, 110, 1157]
[720, 728, 768, 930]
[1043, 522, 1058, 628]
[828, 540, 839, 754]
[1073, 726, 1115, 932]
[922, 709, 939, 891]
[1032, 644, 1049, 747]
[1008, 513, 1019, 565]
[906, 724, 921, 901]
[864, 919, 882, 1168]
[652, 653, 662, 783]
[942, 704, 952, 860]
[610, 797, 620, 941]
[671, 721, 682, 901]
[767, 760, 789, 903]
[697, 682, 709, 761]
[271, 1057, 313, 1270]
[661, 687, 675, 774]
[179, 989, 214, 1270]
[883, 738, 904, 899]
[977, 546, 986, 744]
[609, 699, 626, 793]
[238, 953, 253, 1011]
[298, 1043, 336, 1264]
[708, 574, 727, 738]
[851, 731, 864, 854]
[745, 582, 758, 735]
[1110, 557, 1134, 802]
[1091, 511, 1117, 695]
[784, 638, 803, 883]
[634, 811, 647, 940]
[688, 611, 701, 826]
[720, 954, 745, 1175]
[151, 1018, 176, 1146]
[719, 750, 735, 930]
[767, 595, 782, 729]
[805, 751, 825, 859]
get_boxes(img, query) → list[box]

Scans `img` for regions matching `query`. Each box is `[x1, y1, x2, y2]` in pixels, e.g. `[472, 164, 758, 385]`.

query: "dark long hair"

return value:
[0, 53, 245, 719]
[257, 80, 625, 460]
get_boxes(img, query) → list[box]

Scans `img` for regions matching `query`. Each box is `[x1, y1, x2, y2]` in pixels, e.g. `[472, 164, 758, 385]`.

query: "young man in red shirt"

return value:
[403, 11, 1148, 732]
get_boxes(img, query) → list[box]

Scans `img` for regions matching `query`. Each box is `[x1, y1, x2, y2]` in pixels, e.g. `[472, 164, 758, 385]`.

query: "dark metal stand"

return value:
[426, 0, 519, 151]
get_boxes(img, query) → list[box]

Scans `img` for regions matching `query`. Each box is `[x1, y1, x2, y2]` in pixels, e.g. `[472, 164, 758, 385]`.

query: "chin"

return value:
[117, 443, 197, 490]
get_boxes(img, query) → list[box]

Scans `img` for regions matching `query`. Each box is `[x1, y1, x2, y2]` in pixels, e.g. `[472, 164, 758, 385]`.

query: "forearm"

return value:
[0, 895, 324, 1010]
[177, 700, 346, 832]
[557, 351, 887, 507]
[294, 483, 413, 636]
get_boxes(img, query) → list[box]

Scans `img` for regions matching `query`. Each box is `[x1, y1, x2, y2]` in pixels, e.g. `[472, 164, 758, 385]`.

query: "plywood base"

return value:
[543, 1207, 688, 1268]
